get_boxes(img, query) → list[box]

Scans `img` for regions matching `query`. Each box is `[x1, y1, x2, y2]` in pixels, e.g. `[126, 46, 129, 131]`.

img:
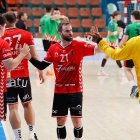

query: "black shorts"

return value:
[42, 40, 56, 52]
[124, 60, 134, 68]
[6, 77, 32, 104]
[52, 92, 83, 117]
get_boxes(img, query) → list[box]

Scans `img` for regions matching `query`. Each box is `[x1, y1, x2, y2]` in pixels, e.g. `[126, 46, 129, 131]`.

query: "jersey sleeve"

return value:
[0, 40, 12, 61]
[26, 32, 34, 46]
[98, 38, 138, 60]
[80, 41, 95, 57]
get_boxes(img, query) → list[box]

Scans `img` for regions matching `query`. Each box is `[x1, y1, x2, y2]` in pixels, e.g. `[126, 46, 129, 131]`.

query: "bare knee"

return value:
[124, 67, 132, 71]
[22, 101, 31, 108]
[57, 117, 67, 126]
[72, 118, 82, 128]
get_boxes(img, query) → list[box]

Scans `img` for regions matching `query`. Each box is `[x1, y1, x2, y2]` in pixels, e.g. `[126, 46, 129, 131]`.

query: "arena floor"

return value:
[5, 58, 140, 140]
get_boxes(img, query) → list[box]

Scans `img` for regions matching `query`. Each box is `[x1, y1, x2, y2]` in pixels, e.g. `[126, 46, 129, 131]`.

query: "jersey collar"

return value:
[6, 27, 16, 30]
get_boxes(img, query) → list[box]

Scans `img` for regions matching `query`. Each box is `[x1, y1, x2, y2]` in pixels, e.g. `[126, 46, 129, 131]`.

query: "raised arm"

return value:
[90, 26, 139, 61]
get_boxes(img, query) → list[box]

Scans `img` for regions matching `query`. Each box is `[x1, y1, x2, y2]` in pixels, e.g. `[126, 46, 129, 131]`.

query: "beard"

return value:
[61, 33, 73, 42]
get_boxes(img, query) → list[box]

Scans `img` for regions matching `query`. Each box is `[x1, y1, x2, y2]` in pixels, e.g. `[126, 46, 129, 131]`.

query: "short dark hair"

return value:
[3, 11, 16, 24]
[45, 5, 52, 13]
[17, 11, 25, 19]
[54, 7, 59, 11]
[0, 14, 6, 26]
[131, 10, 140, 20]
[112, 11, 120, 18]
[58, 22, 70, 32]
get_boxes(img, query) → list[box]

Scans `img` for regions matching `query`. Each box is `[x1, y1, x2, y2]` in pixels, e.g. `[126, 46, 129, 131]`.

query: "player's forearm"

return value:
[118, 35, 128, 48]
[98, 39, 131, 60]
[29, 58, 51, 70]
[4, 53, 26, 70]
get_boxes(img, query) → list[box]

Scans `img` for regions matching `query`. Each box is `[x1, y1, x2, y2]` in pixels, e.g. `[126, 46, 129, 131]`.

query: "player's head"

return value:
[131, 10, 140, 22]
[3, 11, 16, 27]
[11, 9, 18, 17]
[53, 7, 61, 16]
[58, 22, 73, 42]
[45, 5, 52, 13]
[112, 11, 121, 21]
[0, 14, 6, 36]
[17, 11, 28, 21]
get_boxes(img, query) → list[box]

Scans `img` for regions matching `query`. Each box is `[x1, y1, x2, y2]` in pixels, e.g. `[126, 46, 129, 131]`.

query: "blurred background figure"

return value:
[0, 0, 7, 13]
[16, 11, 28, 30]
[97, 11, 123, 76]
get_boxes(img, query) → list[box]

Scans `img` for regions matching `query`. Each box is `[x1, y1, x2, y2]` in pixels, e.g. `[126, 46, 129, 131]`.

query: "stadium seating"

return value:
[42, 0, 52, 5]
[32, 8, 43, 17]
[26, 19, 32, 28]
[81, 19, 92, 30]
[70, 19, 81, 28]
[79, 8, 91, 17]
[7, 0, 16, 5]
[94, 19, 105, 28]
[67, 8, 79, 18]
[7, 0, 106, 37]
[91, 8, 102, 17]
[89, 0, 100, 6]
[65, 0, 76, 6]
[100, 31, 107, 38]
[77, 0, 87, 6]
[54, 0, 65, 6]
[59, 8, 67, 15]
[73, 32, 82, 37]
[34, 19, 40, 27]
[30, 0, 41, 5]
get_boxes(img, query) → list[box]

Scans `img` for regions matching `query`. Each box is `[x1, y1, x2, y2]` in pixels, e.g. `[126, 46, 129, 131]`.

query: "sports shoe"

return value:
[46, 70, 54, 76]
[130, 86, 139, 98]
[28, 133, 38, 140]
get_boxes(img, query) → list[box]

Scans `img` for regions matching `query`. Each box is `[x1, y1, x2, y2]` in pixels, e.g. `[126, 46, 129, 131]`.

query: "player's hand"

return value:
[20, 43, 30, 57]
[60, 15, 69, 23]
[25, 53, 31, 60]
[85, 26, 102, 43]
[37, 70, 45, 84]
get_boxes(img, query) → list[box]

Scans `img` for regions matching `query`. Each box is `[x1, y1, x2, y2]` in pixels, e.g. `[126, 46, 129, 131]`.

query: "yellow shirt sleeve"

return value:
[98, 37, 140, 60]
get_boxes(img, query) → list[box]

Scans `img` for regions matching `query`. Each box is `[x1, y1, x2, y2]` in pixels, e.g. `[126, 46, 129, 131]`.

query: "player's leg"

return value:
[57, 117, 67, 140]
[116, 60, 122, 68]
[6, 78, 22, 140]
[70, 93, 83, 140]
[111, 43, 123, 69]
[19, 77, 38, 140]
[98, 55, 109, 76]
[124, 60, 138, 97]
[52, 94, 69, 140]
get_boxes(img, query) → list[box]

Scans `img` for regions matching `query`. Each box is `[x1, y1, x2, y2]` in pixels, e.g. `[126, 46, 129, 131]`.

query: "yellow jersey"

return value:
[98, 37, 140, 98]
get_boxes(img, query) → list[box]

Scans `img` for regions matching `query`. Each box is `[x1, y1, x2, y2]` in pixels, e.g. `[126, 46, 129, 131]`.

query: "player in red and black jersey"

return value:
[30, 22, 99, 140]
[0, 15, 30, 121]
[3, 11, 44, 140]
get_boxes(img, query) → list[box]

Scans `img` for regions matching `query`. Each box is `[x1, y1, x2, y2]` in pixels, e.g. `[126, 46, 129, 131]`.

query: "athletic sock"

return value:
[130, 80, 136, 87]
[28, 124, 36, 134]
[101, 58, 107, 67]
[13, 128, 22, 140]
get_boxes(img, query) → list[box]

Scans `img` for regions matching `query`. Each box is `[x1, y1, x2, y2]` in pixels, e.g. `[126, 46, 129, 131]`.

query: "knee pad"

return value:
[57, 125, 66, 139]
[74, 127, 83, 138]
